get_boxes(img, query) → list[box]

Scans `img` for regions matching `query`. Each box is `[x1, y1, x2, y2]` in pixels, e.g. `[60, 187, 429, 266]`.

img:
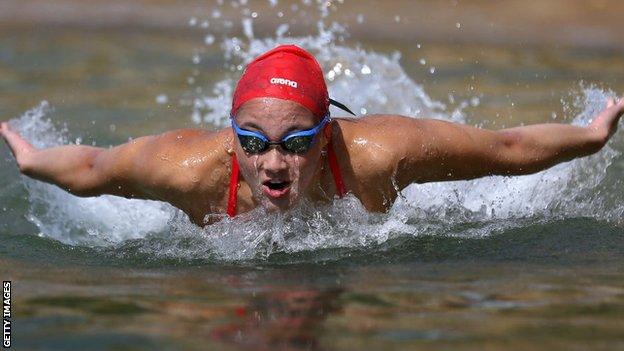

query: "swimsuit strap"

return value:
[326, 139, 347, 197]
[227, 152, 240, 217]
[226, 122, 346, 217]
[323, 120, 347, 197]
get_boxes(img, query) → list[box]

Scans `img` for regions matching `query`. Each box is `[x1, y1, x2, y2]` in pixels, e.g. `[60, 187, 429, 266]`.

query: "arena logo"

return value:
[270, 77, 298, 88]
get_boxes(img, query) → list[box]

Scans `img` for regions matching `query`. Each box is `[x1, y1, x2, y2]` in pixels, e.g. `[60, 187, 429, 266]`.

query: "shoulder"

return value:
[136, 128, 233, 158]
[334, 115, 426, 150]
[333, 114, 425, 169]
[145, 128, 230, 150]
[118, 128, 234, 195]
[329, 115, 425, 209]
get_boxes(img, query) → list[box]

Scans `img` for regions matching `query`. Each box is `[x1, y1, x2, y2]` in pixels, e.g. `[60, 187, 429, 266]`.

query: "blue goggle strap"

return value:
[231, 114, 331, 143]
[231, 119, 270, 142]
[282, 114, 330, 141]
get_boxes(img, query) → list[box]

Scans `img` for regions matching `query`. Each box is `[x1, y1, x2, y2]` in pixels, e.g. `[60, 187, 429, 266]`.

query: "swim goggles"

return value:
[231, 114, 330, 154]
[230, 98, 356, 154]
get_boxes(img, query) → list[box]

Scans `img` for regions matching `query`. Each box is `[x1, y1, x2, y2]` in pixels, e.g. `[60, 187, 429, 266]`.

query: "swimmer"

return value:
[2, 45, 624, 226]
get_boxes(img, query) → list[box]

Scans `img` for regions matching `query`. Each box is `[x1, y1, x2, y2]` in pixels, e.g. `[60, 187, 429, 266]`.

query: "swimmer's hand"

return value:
[587, 97, 624, 146]
[0, 121, 37, 171]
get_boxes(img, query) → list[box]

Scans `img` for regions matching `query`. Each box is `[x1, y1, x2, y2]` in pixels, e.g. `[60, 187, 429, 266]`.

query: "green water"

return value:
[2, 27, 624, 351]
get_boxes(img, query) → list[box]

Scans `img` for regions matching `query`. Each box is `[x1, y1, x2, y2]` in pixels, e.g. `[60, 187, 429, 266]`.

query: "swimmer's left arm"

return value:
[390, 97, 624, 188]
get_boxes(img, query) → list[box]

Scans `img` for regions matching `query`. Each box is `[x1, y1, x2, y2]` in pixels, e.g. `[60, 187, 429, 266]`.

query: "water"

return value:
[2, 1, 624, 350]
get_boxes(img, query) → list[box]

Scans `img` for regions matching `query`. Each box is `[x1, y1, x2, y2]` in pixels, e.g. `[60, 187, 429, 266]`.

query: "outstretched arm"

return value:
[0, 122, 222, 200]
[392, 97, 624, 187]
[1, 121, 156, 197]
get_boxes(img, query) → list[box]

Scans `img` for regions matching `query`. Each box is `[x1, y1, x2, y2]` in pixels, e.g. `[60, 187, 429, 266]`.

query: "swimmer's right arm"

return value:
[0, 122, 191, 199]
[1, 121, 142, 197]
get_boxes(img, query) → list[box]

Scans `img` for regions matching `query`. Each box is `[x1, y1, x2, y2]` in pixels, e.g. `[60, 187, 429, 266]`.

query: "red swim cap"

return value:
[231, 45, 329, 119]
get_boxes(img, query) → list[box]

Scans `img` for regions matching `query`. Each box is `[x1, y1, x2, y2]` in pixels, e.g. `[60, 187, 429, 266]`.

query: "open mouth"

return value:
[264, 181, 289, 190]
[262, 180, 291, 198]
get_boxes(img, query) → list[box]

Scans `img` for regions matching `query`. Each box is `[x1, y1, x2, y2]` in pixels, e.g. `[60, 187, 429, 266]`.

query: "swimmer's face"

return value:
[233, 97, 326, 212]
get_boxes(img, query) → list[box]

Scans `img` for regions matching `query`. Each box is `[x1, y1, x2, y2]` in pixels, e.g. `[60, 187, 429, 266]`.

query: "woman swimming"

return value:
[2, 45, 623, 226]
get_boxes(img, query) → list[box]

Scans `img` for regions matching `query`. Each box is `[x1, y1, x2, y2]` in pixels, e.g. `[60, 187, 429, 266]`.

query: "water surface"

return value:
[2, 1, 624, 350]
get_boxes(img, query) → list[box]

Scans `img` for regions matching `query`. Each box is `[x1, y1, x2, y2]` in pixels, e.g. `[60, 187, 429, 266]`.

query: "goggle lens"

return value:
[239, 135, 267, 153]
[239, 135, 315, 154]
[283, 135, 314, 154]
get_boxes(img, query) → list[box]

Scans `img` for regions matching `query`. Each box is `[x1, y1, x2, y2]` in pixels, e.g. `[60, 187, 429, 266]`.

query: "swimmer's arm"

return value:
[0, 123, 201, 199]
[394, 97, 624, 186]
[0, 121, 146, 197]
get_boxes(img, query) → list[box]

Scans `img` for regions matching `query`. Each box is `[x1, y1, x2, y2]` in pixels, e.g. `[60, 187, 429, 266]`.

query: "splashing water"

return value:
[5, 0, 624, 262]
[192, 0, 446, 127]
[10, 102, 173, 246]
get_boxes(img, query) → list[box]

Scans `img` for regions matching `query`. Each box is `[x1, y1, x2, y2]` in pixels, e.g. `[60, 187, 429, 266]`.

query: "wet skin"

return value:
[2, 97, 624, 226]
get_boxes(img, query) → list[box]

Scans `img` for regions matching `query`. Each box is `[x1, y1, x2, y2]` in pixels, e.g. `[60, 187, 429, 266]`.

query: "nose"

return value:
[261, 147, 289, 175]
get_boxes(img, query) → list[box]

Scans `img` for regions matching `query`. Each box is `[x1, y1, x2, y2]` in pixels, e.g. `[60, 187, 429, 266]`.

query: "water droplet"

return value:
[360, 107, 367, 115]
[253, 155, 259, 178]
[242, 18, 254, 39]
[455, 22, 461, 29]
[429, 67, 436, 74]
[419, 58, 426, 65]
[360, 65, 371, 75]
[191, 111, 201, 124]
[156, 94, 168, 104]
[333, 62, 342, 74]
[188, 17, 198, 26]
[275, 24, 289, 37]
[204, 35, 215, 45]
